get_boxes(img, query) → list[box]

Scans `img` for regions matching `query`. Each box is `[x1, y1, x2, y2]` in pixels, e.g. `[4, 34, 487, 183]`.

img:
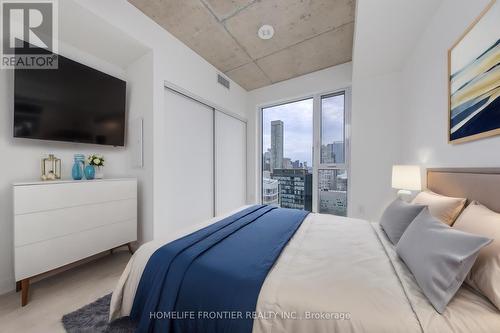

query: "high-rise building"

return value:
[263, 149, 271, 171]
[272, 168, 312, 211]
[332, 141, 344, 164]
[283, 157, 292, 169]
[321, 144, 333, 163]
[318, 168, 348, 216]
[321, 142, 344, 164]
[336, 170, 348, 191]
[319, 190, 347, 216]
[270, 120, 284, 171]
[262, 176, 279, 206]
[319, 169, 336, 191]
[319, 169, 348, 192]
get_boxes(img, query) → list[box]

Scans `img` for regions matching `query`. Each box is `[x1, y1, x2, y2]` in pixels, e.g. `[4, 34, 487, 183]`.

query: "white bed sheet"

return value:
[373, 223, 500, 333]
[109, 206, 500, 332]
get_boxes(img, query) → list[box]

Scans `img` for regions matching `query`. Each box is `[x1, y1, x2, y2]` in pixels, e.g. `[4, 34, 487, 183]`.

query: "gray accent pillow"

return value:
[396, 208, 492, 313]
[379, 199, 426, 244]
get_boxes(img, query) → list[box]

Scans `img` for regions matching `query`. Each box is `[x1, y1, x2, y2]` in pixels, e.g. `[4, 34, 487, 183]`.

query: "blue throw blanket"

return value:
[130, 205, 309, 333]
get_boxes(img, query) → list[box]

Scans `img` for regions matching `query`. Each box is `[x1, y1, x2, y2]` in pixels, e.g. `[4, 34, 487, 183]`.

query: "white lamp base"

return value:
[397, 189, 413, 202]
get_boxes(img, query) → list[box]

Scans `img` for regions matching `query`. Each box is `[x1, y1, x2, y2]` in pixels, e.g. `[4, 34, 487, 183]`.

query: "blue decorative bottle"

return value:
[84, 165, 95, 180]
[72, 154, 85, 180]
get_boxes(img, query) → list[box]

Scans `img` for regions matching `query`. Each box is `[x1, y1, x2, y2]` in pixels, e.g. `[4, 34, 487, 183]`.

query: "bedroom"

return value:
[0, 0, 499, 332]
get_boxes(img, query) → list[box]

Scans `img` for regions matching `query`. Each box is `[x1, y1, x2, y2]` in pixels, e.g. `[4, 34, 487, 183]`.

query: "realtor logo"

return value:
[1, 0, 58, 69]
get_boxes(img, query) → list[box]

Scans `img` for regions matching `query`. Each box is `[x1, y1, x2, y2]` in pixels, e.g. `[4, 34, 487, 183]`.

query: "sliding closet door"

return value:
[164, 88, 214, 229]
[215, 111, 246, 215]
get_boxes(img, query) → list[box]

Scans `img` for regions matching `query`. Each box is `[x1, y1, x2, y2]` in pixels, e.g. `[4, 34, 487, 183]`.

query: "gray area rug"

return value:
[62, 294, 136, 333]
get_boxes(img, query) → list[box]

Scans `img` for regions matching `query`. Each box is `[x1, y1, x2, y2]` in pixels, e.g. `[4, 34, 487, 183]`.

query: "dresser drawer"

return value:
[14, 180, 137, 215]
[14, 198, 137, 247]
[14, 219, 136, 280]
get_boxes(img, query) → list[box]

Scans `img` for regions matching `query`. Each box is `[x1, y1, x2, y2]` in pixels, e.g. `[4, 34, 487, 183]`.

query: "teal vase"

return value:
[72, 154, 85, 180]
[84, 165, 95, 180]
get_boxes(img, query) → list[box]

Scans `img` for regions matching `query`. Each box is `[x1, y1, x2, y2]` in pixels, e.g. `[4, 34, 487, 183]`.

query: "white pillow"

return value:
[412, 190, 466, 225]
[453, 201, 500, 310]
[397, 208, 491, 313]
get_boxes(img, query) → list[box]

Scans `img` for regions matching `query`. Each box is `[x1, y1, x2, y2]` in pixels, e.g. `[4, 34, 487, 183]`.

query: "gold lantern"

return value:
[41, 154, 61, 181]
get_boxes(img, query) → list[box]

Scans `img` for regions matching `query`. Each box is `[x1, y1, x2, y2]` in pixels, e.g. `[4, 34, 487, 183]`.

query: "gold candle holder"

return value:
[41, 154, 61, 181]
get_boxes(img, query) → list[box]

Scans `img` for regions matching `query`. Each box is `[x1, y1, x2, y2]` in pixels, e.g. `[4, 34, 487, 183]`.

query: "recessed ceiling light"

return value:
[258, 25, 274, 40]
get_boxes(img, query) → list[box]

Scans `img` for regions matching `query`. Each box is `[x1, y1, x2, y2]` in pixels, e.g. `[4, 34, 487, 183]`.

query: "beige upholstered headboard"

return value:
[427, 168, 500, 213]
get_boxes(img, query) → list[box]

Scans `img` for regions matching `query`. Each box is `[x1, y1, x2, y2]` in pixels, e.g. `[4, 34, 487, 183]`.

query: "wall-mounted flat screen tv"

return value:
[14, 48, 126, 146]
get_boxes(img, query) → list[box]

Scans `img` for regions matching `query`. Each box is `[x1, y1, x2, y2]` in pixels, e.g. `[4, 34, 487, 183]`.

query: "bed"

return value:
[109, 168, 500, 332]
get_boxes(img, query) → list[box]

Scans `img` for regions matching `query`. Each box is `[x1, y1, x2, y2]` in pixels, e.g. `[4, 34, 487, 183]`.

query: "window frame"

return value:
[319, 91, 347, 168]
[258, 87, 351, 214]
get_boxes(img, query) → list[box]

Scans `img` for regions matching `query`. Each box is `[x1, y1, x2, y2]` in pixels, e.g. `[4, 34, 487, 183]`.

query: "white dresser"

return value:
[13, 178, 137, 306]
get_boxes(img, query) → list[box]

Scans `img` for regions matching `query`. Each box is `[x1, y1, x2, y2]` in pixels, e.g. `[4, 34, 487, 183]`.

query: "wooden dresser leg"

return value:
[16, 281, 21, 292]
[21, 278, 29, 306]
[127, 243, 134, 254]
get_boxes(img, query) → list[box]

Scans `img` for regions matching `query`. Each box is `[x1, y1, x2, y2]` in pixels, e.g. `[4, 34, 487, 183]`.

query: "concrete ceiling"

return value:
[128, 0, 355, 90]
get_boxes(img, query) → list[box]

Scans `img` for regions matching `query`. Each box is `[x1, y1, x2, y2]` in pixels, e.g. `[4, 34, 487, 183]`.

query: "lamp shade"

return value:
[392, 165, 421, 191]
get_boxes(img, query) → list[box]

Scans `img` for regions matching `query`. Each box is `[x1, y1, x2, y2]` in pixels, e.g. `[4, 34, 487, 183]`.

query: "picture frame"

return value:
[448, 0, 499, 144]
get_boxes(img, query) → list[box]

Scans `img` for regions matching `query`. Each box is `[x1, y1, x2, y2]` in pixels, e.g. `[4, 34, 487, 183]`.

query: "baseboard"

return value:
[0, 276, 15, 295]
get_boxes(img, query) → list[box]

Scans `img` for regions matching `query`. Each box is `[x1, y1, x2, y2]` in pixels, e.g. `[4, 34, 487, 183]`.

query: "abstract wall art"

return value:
[448, 0, 499, 144]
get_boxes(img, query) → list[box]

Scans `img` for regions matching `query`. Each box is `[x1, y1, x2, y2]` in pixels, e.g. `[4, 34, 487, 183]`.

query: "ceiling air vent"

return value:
[217, 74, 230, 89]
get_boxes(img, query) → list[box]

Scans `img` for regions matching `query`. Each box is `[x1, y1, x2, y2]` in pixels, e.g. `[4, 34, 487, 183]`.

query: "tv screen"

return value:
[14, 51, 126, 146]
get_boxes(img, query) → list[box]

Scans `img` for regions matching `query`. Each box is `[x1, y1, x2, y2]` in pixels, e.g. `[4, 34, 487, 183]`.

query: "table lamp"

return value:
[392, 165, 421, 201]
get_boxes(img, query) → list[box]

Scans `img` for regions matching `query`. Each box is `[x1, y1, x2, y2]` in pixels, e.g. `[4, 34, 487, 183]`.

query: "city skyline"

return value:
[262, 95, 345, 165]
[262, 95, 347, 216]
[263, 99, 313, 165]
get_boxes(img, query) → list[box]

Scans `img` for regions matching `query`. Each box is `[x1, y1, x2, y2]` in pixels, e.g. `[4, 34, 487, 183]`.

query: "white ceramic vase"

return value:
[95, 166, 104, 179]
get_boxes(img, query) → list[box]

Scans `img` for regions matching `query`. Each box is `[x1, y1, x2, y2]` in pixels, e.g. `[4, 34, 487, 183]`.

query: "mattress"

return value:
[109, 206, 500, 332]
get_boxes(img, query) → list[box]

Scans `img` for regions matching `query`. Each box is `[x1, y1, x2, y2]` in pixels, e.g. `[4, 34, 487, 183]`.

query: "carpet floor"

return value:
[62, 294, 136, 333]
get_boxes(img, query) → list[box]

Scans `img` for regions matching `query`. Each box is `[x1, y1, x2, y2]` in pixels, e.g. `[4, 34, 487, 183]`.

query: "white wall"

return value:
[401, 0, 500, 169]
[125, 51, 154, 244]
[246, 63, 352, 204]
[347, 0, 444, 221]
[349, 70, 403, 220]
[352, 0, 442, 79]
[78, 0, 248, 118]
[0, 41, 137, 293]
[349, 0, 500, 221]
[0, 0, 249, 294]
[76, 1, 249, 241]
[4, 0, 492, 296]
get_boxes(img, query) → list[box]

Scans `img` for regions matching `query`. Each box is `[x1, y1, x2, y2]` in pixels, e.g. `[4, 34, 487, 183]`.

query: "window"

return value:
[318, 93, 347, 216]
[261, 90, 349, 216]
[261, 99, 313, 211]
[321, 94, 345, 164]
